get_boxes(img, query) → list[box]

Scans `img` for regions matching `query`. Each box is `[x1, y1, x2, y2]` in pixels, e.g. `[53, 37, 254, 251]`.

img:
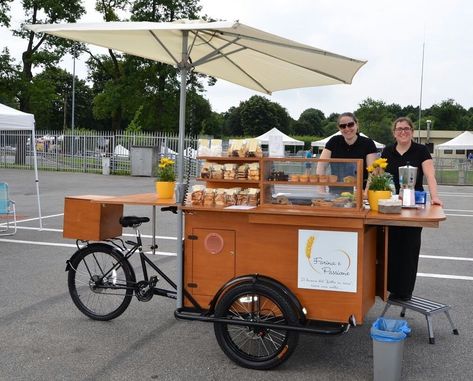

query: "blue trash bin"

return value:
[371, 318, 411, 381]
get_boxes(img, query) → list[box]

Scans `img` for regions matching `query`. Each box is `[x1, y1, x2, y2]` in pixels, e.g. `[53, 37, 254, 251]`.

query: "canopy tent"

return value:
[256, 127, 304, 146]
[311, 131, 385, 149]
[0, 103, 42, 228]
[26, 19, 366, 307]
[435, 131, 473, 150]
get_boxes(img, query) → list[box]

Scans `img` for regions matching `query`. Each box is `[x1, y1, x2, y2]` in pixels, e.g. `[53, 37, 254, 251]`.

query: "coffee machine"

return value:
[399, 163, 417, 207]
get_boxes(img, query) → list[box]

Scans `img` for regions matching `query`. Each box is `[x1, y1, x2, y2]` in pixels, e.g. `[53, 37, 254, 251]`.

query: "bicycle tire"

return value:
[67, 244, 134, 320]
[213, 282, 299, 370]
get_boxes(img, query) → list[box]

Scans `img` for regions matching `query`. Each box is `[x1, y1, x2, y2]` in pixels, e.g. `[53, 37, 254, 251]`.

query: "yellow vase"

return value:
[368, 190, 392, 211]
[155, 181, 175, 199]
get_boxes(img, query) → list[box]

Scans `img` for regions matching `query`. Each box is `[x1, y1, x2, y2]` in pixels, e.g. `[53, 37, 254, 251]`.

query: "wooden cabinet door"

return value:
[191, 228, 235, 297]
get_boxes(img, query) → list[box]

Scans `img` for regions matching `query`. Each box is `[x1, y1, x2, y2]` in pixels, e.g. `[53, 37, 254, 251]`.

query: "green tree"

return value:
[13, 0, 86, 112]
[297, 108, 325, 135]
[85, 0, 208, 131]
[223, 106, 243, 136]
[355, 98, 395, 145]
[239, 95, 290, 136]
[427, 99, 467, 130]
[29, 66, 94, 130]
[0, 48, 22, 105]
[0, 0, 13, 27]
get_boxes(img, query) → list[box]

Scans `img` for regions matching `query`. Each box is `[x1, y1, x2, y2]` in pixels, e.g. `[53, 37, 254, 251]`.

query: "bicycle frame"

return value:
[77, 226, 202, 309]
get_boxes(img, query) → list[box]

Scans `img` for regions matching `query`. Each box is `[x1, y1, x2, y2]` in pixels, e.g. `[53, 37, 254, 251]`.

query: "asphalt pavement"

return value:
[0, 168, 472, 380]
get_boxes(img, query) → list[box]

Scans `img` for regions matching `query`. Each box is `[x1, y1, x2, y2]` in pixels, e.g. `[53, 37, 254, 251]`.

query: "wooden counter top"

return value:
[365, 204, 446, 228]
[69, 194, 445, 228]
[183, 204, 446, 228]
[79, 193, 176, 206]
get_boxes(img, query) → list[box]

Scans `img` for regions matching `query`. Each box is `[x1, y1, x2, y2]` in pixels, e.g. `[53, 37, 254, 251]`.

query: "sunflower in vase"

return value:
[367, 158, 393, 191]
[155, 157, 176, 199]
[156, 157, 176, 182]
[366, 158, 394, 210]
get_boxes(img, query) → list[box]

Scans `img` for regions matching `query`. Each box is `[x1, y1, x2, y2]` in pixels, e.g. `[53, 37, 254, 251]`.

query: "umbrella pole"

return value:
[175, 31, 189, 308]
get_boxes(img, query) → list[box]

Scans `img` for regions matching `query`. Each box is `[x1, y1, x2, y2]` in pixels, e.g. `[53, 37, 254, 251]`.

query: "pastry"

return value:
[329, 175, 338, 183]
[343, 175, 355, 183]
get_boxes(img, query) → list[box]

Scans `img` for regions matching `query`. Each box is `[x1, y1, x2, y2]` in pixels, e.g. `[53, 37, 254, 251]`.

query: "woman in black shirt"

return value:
[381, 117, 442, 301]
[316, 112, 378, 191]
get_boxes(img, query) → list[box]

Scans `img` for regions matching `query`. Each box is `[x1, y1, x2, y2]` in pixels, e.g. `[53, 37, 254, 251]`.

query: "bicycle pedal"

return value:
[150, 276, 158, 285]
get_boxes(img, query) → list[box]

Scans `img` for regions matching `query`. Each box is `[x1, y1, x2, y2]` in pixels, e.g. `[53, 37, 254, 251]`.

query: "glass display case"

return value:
[193, 157, 363, 210]
[260, 157, 364, 210]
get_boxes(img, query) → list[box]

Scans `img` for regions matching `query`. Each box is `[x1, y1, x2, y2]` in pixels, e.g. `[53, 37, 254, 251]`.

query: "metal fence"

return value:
[434, 157, 473, 186]
[0, 130, 199, 178]
[1, 130, 472, 186]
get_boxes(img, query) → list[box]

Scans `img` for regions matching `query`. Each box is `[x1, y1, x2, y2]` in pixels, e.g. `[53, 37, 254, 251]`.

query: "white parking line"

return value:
[0, 237, 177, 256]
[418, 273, 473, 281]
[438, 192, 473, 197]
[10, 225, 177, 240]
[420, 255, 473, 261]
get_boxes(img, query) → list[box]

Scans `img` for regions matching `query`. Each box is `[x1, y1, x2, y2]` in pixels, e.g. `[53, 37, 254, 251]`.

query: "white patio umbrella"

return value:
[25, 19, 366, 307]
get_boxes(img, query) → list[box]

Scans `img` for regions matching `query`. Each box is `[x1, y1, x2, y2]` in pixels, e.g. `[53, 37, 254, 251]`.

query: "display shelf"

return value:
[198, 178, 260, 184]
[197, 156, 261, 162]
[262, 180, 356, 187]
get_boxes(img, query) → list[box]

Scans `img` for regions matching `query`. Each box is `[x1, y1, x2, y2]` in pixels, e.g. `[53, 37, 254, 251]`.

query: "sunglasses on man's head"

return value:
[338, 121, 355, 129]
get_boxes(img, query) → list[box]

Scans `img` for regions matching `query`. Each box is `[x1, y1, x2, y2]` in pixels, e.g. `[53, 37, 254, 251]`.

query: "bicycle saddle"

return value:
[119, 216, 150, 227]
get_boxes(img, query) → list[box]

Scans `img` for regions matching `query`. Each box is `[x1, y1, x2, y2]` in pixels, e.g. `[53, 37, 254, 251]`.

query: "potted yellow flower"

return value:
[155, 157, 176, 199]
[366, 158, 393, 211]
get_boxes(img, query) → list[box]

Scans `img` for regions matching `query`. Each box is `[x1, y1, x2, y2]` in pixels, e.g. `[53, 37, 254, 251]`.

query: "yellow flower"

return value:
[156, 156, 176, 181]
[367, 158, 393, 191]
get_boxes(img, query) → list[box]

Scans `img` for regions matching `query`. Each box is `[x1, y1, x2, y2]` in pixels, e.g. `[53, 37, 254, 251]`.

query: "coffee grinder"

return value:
[399, 163, 417, 207]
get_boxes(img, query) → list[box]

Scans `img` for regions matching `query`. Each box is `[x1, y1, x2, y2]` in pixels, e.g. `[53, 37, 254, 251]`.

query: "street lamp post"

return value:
[426, 119, 432, 145]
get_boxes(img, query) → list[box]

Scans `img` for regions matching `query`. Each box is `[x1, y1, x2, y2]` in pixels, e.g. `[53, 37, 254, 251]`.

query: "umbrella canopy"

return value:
[26, 20, 366, 94]
[25, 19, 366, 307]
[311, 131, 385, 149]
[256, 127, 304, 146]
[435, 131, 473, 150]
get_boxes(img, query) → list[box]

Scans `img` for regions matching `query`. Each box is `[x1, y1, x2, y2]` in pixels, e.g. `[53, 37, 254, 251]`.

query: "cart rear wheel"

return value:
[214, 282, 299, 370]
[68, 244, 133, 321]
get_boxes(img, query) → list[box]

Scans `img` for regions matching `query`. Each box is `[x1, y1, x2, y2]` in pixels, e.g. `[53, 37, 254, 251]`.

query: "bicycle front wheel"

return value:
[214, 282, 299, 370]
[68, 244, 134, 320]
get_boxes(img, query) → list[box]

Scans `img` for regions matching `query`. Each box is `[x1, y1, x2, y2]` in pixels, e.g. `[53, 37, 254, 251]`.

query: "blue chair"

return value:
[0, 182, 17, 235]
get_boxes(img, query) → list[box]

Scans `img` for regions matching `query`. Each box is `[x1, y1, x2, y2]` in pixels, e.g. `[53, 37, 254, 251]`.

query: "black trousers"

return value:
[387, 226, 423, 296]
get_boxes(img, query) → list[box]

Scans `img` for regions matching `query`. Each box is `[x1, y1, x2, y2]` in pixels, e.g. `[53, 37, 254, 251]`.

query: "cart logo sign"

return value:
[298, 230, 358, 292]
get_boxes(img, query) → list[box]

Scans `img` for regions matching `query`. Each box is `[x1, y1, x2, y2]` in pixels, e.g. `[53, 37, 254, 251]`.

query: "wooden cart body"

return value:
[62, 157, 445, 326]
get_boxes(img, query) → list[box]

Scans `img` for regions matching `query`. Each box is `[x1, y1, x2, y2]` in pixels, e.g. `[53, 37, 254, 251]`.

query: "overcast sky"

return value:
[1, 0, 472, 119]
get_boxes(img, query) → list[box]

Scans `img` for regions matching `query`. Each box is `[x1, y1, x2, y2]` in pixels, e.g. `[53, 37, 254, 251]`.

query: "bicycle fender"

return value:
[64, 243, 137, 284]
[208, 274, 306, 323]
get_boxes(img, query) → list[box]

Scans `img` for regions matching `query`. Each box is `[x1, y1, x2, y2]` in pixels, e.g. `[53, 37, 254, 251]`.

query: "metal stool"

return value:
[380, 295, 459, 344]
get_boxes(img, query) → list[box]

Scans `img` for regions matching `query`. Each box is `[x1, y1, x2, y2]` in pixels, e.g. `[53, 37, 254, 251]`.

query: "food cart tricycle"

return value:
[62, 156, 446, 369]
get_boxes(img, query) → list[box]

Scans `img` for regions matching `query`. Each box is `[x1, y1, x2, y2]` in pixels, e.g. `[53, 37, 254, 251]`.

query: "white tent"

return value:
[0, 103, 42, 228]
[256, 127, 304, 146]
[435, 131, 473, 150]
[311, 131, 385, 149]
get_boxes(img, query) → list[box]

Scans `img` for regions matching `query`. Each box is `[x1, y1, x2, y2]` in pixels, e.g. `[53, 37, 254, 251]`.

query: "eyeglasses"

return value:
[338, 121, 355, 129]
[394, 127, 412, 133]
